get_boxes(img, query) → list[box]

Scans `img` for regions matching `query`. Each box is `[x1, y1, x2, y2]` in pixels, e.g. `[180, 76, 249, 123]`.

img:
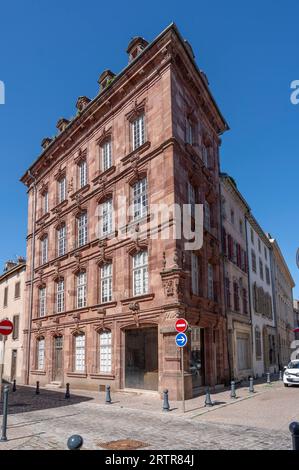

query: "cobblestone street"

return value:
[0, 380, 297, 450]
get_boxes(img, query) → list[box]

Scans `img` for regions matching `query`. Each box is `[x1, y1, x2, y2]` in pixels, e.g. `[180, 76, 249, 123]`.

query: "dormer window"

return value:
[126, 37, 149, 63]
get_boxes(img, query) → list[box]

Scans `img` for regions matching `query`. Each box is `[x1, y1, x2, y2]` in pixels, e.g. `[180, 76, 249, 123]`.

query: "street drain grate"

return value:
[97, 439, 149, 450]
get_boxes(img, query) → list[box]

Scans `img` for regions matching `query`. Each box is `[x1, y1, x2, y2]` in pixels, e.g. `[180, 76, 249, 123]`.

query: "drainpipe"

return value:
[245, 215, 254, 377]
[25, 170, 37, 385]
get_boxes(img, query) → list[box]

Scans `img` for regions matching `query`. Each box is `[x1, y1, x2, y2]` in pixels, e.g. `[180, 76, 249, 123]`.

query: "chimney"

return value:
[41, 137, 53, 150]
[126, 37, 148, 63]
[97, 70, 116, 92]
[76, 96, 91, 113]
[4, 260, 17, 272]
[56, 118, 70, 133]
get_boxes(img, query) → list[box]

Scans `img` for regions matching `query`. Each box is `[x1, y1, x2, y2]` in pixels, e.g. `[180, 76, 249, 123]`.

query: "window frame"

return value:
[133, 250, 148, 297]
[132, 114, 145, 151]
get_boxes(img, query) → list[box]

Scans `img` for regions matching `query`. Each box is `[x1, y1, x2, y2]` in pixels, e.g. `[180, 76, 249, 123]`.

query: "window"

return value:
[99, 331, 112, 373]
[251, 250, 257, 273]
[266, 266, 270, 285]
[191, 253, 199, 295]
[239, 219, 243, 236]
[202, 146, 208, 166]
[188, 182, 196, 217]
[77, 212, 88, 247]
[37, 338, 45, 370]
[259, 259, 264, 280]
[230, 209, 235, 224]
[41, 236, 48, 264]
[74, 334, 85, 372]
[133, 178, 148, 220]
[258, 238, 261, 253]
[77, 272, 87, 309]
[204, 201, 211, 232]
[14, 282, 20, 299]
[225, 277, 231, 308]
[255, 327, 262, 359]
[56, 279, 65, 313]
[78, 160, 87, 188]
[58, 176, 66, 204]
[250, 228, 254, 244]
[132, 114, 145, 150]
[99, 199, 113, 236]
[39, 287, 46, 317]
[207, 263, 214, 300]
[133, 250, 148, 296]
[43, 191, 49, 214]
[233, 281, 240, 312]
[242, 288, 248, 314]
[57, 224, 67, 257]
[186, 119, 194, 145]
[12, 315, 19, 340]
[3, 286, 8, 307]
[101, 139, 112, 172]
[101, 263, 112, 303]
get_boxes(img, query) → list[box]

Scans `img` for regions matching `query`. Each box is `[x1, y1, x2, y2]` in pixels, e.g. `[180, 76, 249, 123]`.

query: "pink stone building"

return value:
[21, 24, 229, 399]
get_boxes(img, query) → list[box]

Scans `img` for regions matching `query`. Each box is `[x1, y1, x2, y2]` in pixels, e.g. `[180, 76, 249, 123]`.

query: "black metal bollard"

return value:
[67, 434, 83, 450]
[162, 389, 170, 412]
[35, 381, 40, 395]
[230, 381, 237, 399]
[279, 370, 283, 381]
[266, 372, 271, 384]
[204, 387, 213, 407]
[12, 380, 16, 392]
[105, 385, 112, 404]
[289, 422, 299, 450]
[65, 383, 70, 399]
[249, 377, 254, 393]
[0, 385, 9, 442]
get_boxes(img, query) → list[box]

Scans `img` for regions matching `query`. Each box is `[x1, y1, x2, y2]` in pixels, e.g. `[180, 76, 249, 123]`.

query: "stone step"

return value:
[44, 381, 62, 389]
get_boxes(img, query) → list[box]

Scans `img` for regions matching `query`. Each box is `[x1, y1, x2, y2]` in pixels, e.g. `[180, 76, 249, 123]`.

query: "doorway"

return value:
[11, 350, 17, 381]
[125, 326, 158, 391]
[53, 336, 63, 382]
[190, 327, 205, 396]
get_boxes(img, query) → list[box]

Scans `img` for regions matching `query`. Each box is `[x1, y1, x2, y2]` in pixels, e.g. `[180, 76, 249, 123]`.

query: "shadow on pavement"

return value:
[0, 385, 92, 415]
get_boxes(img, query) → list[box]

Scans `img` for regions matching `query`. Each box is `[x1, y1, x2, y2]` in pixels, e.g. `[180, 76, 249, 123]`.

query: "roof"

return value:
[220, 172, 251, 213]
[20, 22, 229, 185]
[0, 262, 26, 283]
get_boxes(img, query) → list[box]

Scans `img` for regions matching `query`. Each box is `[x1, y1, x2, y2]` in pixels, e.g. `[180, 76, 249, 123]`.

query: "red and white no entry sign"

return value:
[0, 319, 14, 336]
[175, 318, 188, 333]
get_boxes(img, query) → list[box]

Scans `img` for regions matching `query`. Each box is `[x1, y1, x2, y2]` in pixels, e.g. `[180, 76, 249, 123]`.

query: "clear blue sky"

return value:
[0, 1, 298, 297]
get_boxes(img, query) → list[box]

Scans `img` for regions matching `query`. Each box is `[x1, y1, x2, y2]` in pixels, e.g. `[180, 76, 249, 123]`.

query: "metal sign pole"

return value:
[181, 347, 185, 413]
[0, 337, 7, 401]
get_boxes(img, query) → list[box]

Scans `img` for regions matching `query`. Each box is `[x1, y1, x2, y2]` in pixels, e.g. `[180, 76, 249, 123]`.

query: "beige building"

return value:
[220, 174, 252, 380]
[267, 235, 295, 367]
[0, 259, 26, 383]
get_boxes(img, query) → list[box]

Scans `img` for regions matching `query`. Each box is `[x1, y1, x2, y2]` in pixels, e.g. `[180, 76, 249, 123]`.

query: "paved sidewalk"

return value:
[0, 380, 296, 450]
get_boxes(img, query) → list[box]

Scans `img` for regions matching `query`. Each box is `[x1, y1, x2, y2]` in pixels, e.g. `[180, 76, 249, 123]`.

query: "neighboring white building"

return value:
[267, 235, 295, 368]
[0, 258, 26, 383]
[246, 215, 277, 377]
[220, 174, 253, 381]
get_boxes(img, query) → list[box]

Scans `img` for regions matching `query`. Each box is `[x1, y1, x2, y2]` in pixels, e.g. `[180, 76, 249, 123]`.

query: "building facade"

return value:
[267, 235, 295, 368]
[246, 215, 277, 376]
[220, 174, 252, 380]
[0, 259, 26, 383]
[21, 24, 230, 399]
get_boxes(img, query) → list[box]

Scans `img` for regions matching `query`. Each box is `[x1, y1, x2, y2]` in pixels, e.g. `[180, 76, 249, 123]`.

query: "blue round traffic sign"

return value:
[175, 332, 188, 348]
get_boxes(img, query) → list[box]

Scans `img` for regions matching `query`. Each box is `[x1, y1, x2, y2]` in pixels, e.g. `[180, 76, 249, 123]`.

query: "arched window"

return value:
[255, 326, 262, 360]
[74, 333, 85, 372]
[133, 250, 148, 296]
[36, 337, 45, 370]
[56, 278, 65, 313]
[98, 331, 112, 374]
[39, 286, 46, 317]
[57, 223, 67, 257]
[77, 211, 88, 247]
[77, 271, 87, 308]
